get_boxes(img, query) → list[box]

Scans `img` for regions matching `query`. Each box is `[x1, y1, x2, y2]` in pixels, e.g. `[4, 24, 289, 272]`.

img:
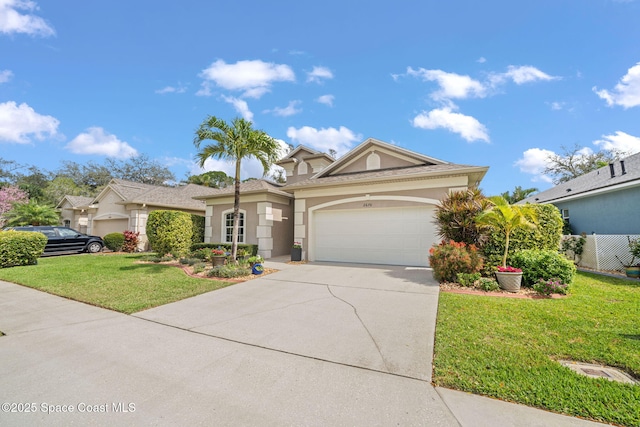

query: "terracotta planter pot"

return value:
[495, 271, 522, 292]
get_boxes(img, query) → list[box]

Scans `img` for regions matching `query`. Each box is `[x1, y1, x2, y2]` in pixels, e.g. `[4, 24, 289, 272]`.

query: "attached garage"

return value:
[312, 206, 438, 267]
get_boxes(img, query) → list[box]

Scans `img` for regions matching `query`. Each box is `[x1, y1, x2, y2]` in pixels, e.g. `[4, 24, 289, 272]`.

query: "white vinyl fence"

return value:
[562, 234, 640, 272]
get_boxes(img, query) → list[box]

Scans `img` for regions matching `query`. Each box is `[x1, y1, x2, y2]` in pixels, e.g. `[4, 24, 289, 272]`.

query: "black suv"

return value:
[4, 226, 104, 256]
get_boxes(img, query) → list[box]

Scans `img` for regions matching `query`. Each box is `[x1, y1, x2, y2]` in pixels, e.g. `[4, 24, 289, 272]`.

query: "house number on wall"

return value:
[362, 203, 373, 207]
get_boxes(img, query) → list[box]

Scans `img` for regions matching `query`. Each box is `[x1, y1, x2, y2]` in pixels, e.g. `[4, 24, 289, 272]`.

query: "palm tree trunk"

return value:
[231, 160, 241, 262]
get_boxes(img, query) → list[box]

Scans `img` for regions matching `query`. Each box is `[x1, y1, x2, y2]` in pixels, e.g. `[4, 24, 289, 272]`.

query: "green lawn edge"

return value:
[0, 253, 234, 314]
[433, 271, 640, 426]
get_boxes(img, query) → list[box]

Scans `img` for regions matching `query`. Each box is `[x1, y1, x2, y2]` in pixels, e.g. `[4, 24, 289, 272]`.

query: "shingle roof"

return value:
[519, 151, 640, 204]
[61, 195, 94, 208]
[193, 179, 291, 198]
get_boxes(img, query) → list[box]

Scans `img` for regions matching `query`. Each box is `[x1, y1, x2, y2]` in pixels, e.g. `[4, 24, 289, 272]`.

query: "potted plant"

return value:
[211, 248, 227, 267]
[247, 255, 264, 268]
[291, 241, 302, 262]
[251, 263, 264, 275]
[236, 248, 250, 262]
[475, 196, 537, 292]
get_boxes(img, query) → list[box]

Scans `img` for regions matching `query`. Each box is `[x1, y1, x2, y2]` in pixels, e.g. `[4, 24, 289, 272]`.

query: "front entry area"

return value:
[312, 205, 438, 267]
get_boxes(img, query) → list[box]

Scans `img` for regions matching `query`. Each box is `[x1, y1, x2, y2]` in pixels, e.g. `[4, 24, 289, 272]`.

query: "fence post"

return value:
[593, 233, 600, 271]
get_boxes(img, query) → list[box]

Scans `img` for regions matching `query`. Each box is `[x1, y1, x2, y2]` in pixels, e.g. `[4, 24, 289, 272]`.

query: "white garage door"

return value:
[312, 206, 438, 267]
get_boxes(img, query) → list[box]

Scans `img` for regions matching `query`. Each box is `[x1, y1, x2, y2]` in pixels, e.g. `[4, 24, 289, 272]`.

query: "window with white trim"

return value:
[222, 210, 245, 243]
[561, 209, 569, 220]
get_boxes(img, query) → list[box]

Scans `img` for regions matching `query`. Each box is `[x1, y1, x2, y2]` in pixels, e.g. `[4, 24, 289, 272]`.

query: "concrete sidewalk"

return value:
[0, 262, 609, 426]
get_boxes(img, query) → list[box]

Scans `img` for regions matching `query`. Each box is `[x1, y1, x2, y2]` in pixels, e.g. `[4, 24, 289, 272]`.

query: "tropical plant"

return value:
[193, 116, 281, 261]
[122, 230, 140, 253]
[475, 196, 537, 268]
[509, 249, 576, 287]
[434, 189, 491, 246]
[500, 186, 538, 204]
[429, 240, 483, 283]
[4, 201, 59, 226]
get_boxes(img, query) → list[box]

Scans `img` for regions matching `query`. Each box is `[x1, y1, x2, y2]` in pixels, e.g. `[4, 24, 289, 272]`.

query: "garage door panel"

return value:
[313, 206, 437, 267]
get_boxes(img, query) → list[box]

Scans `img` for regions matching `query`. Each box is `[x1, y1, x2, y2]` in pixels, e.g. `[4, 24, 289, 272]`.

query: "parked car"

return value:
[2, 226, 104, 256]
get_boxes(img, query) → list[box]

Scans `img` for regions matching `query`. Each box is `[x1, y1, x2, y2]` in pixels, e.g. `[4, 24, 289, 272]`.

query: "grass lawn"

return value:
[434, 271, 640, 426]
[0, 253, 233, 314]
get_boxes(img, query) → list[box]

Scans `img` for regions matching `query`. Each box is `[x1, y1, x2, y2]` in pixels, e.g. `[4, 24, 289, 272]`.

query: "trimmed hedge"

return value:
[510, 249, 576, 287]
[191, 242, 259, 256]
[482, 203, 563, 268]
[146, 210, 193, 257]
[191, 214, 205, 245]
[103, 232, 125, 252]
[0, 230, 47, 268]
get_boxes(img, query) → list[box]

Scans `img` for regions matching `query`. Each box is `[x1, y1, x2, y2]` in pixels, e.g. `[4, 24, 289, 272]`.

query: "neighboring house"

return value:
[196, 138, 488, 267]
[58, 179, 214, 248]
[519, 151, 640, 235]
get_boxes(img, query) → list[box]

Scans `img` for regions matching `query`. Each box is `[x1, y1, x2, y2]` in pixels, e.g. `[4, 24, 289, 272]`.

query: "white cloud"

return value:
[221, 95, 253, 121]
[306, 66, 333, 83]
[549, 101, 564, 110]
[198, 59, 295, 99]
[593, 131, 640, 154]
[514, 148, 555, 183]
[286, 125, 361, 157]
[407, 67, 486, 100]
[0, 0, 55, 37]
[266, 100, 302, 117]
[66, 127, 137, 159]
[499, 65, 556, 85]
[0, 69, 13, 83]
[593, 62, 640, 108]
[412, 107, 489, 143]
[155, 84, 187, 94]
[316, 94, 334, 107]
[477, 57, 487, 64]
[0, 100, 59, 143]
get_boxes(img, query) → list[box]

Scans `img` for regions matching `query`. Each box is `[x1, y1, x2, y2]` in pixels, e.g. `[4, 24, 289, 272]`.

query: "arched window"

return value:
[222, 209, 245, 243]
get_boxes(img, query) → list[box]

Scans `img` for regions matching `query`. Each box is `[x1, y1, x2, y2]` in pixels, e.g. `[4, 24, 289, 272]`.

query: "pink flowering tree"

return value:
[0, 186, 29, 227]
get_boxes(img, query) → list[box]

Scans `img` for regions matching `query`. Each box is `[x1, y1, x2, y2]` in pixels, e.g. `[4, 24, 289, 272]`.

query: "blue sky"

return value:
[1, 0, 640, 195]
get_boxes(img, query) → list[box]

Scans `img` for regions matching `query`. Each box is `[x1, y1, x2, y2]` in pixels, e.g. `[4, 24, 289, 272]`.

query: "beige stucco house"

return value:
[197, 138, 488, 267]
[58, 179, 212, 248]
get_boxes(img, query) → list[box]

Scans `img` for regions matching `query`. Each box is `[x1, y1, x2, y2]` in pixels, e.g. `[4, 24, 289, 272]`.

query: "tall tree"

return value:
[544, 144, 626, 184]
[194, 116, 281, 260]
[106, 154, 175, 185]
[185, 171, 234, 188]
[500, 186, 539, 204]
[5, 201, 59, 226]
[57, 160, 113, 192]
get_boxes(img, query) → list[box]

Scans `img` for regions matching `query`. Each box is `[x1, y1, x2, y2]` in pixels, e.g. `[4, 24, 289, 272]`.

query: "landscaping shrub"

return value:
[477, 277, 499, 292]
[0, 230, 47, 268]
[456, 272, 481, 287]
[121, 230, 139, 253]
[191, 242, 258, 256]
[434, 189, 491, 246]
[146, 210, 193, 257]
[103, 232, 125, 252]
[509, 249, 576, 287]
[429, 240, 483, 283]
[533, 278, 568, 295]
[482, 203, 563, 268]
[191, 214, 205, 245]
[207, 264, 250, 278]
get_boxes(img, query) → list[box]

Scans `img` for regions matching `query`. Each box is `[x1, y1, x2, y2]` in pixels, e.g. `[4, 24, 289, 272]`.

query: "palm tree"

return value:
[193, 116, 281, 260]
[500, 186, 538, 204]
[475, 196, 537, 267]
[5, 201, 59, 226]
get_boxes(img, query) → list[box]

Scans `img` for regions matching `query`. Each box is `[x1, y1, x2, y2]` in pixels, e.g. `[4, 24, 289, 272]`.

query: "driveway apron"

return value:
[135, 262, 439, 382]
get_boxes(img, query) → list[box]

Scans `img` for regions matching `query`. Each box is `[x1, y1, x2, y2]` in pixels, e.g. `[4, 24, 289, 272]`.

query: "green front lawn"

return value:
[434, 271, 640, 426]
[0, 253, 233, 314]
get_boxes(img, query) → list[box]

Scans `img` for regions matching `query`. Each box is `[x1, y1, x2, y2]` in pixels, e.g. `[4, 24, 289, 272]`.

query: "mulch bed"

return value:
[439, 282, 566, 299]
[137, 260, 278, 282]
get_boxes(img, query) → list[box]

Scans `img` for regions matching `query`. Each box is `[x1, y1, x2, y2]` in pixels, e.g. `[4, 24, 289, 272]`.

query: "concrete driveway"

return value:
[135, 261, 439, 382]
[0, 260, 607, 426]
